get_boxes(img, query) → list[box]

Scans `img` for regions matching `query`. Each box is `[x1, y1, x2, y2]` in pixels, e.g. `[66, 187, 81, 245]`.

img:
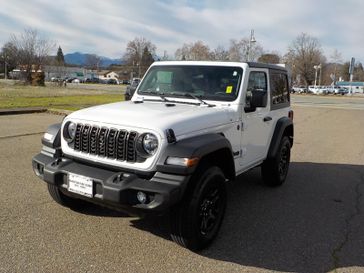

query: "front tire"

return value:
[170, 166, 227, 251]
[47, 184, 86, 209]
[261, 136, 291, 187]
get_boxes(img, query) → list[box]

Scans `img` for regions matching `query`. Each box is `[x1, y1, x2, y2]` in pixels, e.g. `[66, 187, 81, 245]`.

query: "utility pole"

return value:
[318, 63, 322, 86]
[3, 54, 7, 80]
[349, 57, 355, 94]
[4, 61, 7, 80]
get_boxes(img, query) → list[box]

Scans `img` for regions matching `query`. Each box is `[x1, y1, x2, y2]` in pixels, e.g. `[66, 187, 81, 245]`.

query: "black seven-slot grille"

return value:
[73, 123, 139, 162]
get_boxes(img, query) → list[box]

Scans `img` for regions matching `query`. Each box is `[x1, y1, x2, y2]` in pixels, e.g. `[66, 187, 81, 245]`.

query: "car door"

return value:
[239, 69, 273, 169]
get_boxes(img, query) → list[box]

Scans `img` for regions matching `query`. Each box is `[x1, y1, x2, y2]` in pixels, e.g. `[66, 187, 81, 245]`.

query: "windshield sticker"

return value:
[226, 86, 233, 94]
[233, 71, 237, 76]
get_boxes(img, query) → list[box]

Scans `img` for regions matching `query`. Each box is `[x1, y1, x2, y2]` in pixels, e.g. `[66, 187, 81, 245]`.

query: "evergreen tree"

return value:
[56, 46, 65, 65]
[141, 46, 154, 67]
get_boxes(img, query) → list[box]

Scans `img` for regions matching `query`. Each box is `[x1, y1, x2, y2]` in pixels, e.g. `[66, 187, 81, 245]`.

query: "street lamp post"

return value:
[313, 64, 321, 87]
[128, 48, 142, 78]
[4, 60, 7, 80]
[246, 29, 256, 62]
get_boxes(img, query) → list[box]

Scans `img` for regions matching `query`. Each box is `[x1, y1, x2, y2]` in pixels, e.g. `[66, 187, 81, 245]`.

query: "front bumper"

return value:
[32, 153, 190, 216]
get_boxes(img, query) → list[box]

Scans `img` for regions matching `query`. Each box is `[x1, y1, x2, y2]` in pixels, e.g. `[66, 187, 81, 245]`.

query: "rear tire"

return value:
[262, 136, 291, 187]
[47, 184, 86, 209]
[169, 166, 227, 251]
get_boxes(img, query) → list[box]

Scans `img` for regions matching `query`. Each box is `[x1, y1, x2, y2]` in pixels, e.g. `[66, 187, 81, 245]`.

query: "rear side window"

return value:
[270, 71, 289, 109]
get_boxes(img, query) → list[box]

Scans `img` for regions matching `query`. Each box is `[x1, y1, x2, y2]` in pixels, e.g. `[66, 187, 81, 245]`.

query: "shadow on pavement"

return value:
[130, 162, 364, 273]
[71, 202, 130, 218]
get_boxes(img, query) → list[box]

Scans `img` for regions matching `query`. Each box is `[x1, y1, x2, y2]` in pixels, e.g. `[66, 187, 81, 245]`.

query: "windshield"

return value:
[137, 65, 243, 102]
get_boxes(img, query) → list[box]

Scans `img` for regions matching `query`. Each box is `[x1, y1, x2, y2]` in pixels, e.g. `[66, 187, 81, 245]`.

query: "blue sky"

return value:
[0, 0, 363, 63]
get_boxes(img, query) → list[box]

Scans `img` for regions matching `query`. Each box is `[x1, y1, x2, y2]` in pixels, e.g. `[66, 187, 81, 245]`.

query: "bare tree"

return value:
[258, 53, 281, 64]
[9, 28, 55, 84]
[330, 49, 343, 83]
[284, 33, 326, 86]
[190, 41, 211, 61]
[123, 37, 156, 77]
[211, 45, 229, 61]
[175, 41, 211, 61]
[1, 42, 17, 77]
[85, 54, 101, 70]
[228, 38, 263, 62]
[175, 43, 191, 60]
[341, 62, 364, 82]
[355, 63, 364, 81]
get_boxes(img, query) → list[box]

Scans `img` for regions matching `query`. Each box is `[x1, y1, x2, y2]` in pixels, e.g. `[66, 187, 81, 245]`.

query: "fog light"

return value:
[136, 191, 147, 204]
[39, 164, 44, 175]
[33, 163, 44, 177]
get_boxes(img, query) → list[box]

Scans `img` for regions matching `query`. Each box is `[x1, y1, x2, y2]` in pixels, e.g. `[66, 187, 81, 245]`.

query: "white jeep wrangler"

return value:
[33, 61, 294, 250]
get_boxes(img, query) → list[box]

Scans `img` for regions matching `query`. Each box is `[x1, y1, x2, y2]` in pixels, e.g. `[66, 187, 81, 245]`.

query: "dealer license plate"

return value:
[68, 173, 93, 198]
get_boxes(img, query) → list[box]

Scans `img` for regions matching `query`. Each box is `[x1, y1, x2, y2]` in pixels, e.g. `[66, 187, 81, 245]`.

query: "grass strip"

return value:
[0, 94, 124, 110]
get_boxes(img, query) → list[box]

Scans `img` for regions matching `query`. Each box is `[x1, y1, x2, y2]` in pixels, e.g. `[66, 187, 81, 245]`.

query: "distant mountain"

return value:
[64, 52, 124, 67]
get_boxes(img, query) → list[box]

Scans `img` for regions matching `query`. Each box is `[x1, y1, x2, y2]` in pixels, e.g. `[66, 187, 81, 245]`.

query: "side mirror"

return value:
[244, 90, 267, 112]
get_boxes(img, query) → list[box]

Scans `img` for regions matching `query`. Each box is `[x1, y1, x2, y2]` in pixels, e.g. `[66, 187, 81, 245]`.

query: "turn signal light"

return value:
[165, 157, 200, 167]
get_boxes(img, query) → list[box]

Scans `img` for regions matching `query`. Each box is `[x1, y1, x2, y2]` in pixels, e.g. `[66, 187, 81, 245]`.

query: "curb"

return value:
[0, 108, 47, 115]
[46, 108, 73, 116]
[0, 108, 73, 116]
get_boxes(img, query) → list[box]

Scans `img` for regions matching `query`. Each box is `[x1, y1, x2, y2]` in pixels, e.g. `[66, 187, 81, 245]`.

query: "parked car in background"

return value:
[308, 85, 327, 95]
[85, 78, 100, 84]
[325, 86, 334, 94]
[333, 87, 349, 95]
[122, 79, 130, 85]
[51, 77, 61, 82]
[292, 86, 307, 93]
[125, 78, 141, 100]
[107, 79, 119, 85]
[63, 77, 77, 83]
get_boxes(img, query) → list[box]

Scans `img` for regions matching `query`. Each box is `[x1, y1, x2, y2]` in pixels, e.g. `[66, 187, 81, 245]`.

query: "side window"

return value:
[270, 71, 289, 108]
[245, 71, 267, 108]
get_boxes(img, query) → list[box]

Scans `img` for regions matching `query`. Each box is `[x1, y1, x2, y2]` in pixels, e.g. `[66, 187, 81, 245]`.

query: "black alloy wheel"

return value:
[170, 166, 227, 251]
[262, 136, 291, 187]
[199, 187, 224, 238]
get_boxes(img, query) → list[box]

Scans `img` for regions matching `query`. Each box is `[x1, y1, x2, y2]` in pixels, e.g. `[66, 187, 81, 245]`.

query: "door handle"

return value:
[263, 116, 272, 122]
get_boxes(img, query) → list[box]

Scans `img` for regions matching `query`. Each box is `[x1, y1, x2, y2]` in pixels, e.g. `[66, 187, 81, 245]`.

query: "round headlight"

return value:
[138, 133, 158, 156]
[64, 121, 76, 142]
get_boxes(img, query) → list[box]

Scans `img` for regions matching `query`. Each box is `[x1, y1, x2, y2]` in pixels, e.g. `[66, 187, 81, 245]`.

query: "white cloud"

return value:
[0, 0, 363, 62]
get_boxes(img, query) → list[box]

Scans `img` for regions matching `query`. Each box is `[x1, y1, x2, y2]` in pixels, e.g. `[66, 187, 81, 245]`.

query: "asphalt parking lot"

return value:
[0, 101, 363, 273]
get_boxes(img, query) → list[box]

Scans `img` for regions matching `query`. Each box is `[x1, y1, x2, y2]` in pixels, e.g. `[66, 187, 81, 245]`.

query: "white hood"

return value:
[66, 100, 237, 139]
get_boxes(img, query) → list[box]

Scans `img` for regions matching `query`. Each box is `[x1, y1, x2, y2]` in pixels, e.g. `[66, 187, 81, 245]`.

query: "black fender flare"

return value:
[156, 133, 234, 176]
[267, 117, 293, 159]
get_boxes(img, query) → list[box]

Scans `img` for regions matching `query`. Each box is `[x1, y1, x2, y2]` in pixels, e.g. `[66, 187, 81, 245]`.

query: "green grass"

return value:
[0, 95, 123, 110]
[0, 80, 125, 111]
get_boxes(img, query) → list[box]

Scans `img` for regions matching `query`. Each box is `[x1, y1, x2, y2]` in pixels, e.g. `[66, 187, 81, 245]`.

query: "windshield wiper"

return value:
[182, 93, 215, 107]
[138, 90, 170, 102]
